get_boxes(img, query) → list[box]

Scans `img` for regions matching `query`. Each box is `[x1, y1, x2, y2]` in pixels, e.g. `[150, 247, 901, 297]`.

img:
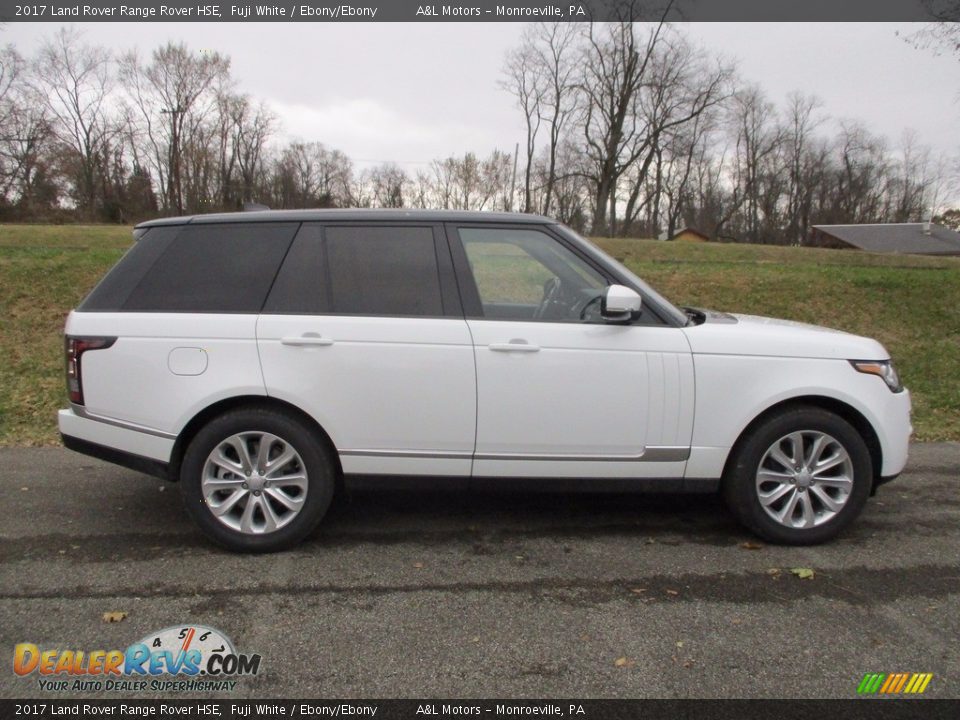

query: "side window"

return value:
[123, 223, 299, 313]
[458, 227, 608, 322]
[325, 226, 443, 316]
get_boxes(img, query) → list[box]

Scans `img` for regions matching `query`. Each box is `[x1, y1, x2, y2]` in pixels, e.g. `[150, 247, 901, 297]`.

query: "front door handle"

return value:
[281, 334, 334, 347]
[489, 340, 540, 353]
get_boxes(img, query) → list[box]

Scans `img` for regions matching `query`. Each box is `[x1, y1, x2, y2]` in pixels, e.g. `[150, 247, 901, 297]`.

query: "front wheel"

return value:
[722, 406, 873, 545]
[180, 408, 336, 552]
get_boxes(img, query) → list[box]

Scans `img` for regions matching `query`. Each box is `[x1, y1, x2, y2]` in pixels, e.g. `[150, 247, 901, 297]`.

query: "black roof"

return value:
[812, 223, 960, 256]
[136, 208, 555, 229]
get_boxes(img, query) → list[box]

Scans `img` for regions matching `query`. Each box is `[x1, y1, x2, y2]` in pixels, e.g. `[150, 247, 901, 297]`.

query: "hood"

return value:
[682, 311, 889, 360]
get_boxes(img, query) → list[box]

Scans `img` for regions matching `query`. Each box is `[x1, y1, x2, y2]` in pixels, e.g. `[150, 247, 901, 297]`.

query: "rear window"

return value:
[121, 223, 299, 313]
[79, 226, 179, 312]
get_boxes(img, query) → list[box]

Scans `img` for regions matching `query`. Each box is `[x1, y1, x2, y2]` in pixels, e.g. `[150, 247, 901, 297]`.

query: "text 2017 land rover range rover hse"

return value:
[59, 210, 911, 552]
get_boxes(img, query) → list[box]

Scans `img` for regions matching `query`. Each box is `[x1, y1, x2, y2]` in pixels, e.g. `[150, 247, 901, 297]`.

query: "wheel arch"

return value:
[168, 395, 343, 485]
[720, 395, 883, 489]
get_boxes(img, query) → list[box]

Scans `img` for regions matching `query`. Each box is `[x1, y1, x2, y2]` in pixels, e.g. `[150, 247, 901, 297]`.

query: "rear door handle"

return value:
[281, 334, 334, 347]
[489, 340, 540, 353]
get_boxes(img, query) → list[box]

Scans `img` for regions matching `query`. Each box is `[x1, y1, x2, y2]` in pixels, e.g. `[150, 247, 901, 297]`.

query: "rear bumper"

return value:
[61, 434, 170, 480]
[58, 407, 175, 479]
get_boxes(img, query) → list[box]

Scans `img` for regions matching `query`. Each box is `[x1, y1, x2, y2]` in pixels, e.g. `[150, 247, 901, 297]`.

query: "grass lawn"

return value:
[0, 224, 957, 445]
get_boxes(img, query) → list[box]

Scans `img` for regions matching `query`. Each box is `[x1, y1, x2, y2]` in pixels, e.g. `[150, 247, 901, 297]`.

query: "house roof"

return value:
[812, 223, 960, 255]
[669, 227, 710, 241]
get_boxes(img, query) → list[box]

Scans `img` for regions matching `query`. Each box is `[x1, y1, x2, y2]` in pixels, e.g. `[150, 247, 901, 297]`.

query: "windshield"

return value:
[553, 225, 690, 327]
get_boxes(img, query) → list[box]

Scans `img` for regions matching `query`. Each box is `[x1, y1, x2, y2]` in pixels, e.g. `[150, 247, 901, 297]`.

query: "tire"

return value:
[180, 407, 336, 552]
[722, 406, 873, 545]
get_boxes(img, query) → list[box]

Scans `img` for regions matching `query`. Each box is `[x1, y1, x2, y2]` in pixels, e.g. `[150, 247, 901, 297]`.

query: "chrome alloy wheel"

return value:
[755, 431, 854, 529]
[201, 432, 308, 534]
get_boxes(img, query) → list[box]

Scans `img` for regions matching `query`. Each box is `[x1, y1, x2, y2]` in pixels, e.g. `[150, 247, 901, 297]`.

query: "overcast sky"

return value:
[8, 22, 960, 179]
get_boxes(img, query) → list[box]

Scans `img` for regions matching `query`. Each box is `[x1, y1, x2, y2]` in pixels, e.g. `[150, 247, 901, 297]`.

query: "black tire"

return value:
[722, 406, 873, 545]
[180, 407, 336, 553]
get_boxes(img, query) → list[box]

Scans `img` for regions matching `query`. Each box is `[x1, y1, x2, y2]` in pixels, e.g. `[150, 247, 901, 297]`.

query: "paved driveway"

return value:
[1, 443, 957, 699]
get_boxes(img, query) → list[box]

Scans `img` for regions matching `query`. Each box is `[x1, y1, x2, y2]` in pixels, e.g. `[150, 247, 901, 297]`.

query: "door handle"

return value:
[281, 334, 334, 347]
[489, 340, 540, 353]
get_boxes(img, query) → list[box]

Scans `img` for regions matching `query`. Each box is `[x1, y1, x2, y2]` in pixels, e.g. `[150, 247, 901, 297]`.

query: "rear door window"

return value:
[265, 224, 453, 317]
[325, 226, 443, 316]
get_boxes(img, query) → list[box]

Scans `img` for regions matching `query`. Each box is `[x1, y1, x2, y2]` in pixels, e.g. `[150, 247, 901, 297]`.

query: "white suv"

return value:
[59, 210, 911, 551]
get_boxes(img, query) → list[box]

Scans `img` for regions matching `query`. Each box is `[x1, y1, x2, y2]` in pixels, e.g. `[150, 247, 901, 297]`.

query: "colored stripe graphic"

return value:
[858, 672, 932, 695]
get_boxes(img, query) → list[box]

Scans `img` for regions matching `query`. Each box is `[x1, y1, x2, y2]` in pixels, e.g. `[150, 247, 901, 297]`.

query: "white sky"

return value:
[7, 22, 960, 181]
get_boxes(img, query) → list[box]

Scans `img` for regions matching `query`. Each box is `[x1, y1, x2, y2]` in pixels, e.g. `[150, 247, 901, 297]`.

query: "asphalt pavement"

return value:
[0, 443, 957, 699]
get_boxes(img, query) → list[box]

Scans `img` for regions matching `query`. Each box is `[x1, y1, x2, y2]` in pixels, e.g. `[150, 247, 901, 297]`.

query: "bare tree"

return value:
[723, 85, 784, 242]
[783, 92, 824, 244]
[527, 23, 580, 216]
[30, 28, 117, 217]
[0, 45, 54, 211]
[618, 33, 733, 236]
[119, 42, 230, 214]
[368, 162, 409, 208]
[500, 44, 543, 213]
[271, 141, 353, 208]
[579, 18, 665, 235]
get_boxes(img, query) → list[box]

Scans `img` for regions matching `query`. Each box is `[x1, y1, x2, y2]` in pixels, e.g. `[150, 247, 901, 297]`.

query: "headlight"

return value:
[850, 360, 903, 393]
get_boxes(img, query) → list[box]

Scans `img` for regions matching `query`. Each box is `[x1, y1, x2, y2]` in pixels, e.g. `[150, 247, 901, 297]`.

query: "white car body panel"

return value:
[256, 315, 476, 476]
[65, 311, 265, 439]
[467, 320, 694, 478]
[682, 316, 912, 478]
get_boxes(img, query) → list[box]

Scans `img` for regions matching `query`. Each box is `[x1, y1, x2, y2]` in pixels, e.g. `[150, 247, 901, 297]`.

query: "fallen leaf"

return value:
[665, 589, 679, 596]
[629, 588, 646, 595]
[683, 660, 694, 668]
[102, 612, 127, 623]
[614, 657, 635, 668]
[20, 487, 28, 491]
[767, 568, 781, 575]
[790, 567, 815, 580]
[470, 636, 480, 643]
[412, 562, 424, 569]
[740, 541, 764, 550]
[676, 641, 684, 648]
[515, 555, 525, 560]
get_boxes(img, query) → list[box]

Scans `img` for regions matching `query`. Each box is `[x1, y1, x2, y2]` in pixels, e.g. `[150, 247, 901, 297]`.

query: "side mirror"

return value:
[601, 284, 642, 323]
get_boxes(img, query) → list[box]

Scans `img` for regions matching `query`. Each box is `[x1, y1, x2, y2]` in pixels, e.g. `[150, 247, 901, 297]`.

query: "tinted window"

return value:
[325, 226, 443, 316]
[79, 226, 181, 312]
[123, 223, 299, 313]
[262, 225, 329, 314]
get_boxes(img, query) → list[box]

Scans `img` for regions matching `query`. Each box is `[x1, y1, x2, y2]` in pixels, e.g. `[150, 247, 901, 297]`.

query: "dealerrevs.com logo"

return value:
[13, 625, 261, 693]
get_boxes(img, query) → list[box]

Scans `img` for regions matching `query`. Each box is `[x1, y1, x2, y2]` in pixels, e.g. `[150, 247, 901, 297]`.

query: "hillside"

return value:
[0, 225, 956, 444]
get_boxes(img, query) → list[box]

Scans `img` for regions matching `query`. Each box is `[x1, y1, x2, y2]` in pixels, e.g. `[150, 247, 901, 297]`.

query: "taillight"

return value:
[65, 336, 116, 405]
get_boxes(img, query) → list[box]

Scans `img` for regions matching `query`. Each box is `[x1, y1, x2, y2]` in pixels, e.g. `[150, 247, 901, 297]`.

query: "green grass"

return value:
[0, 224, 957, 445]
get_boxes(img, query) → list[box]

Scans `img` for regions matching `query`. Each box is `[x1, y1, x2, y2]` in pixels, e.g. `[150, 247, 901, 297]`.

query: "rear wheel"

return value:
[180, 408, 336, 552]
[723, 406, 873, 545]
